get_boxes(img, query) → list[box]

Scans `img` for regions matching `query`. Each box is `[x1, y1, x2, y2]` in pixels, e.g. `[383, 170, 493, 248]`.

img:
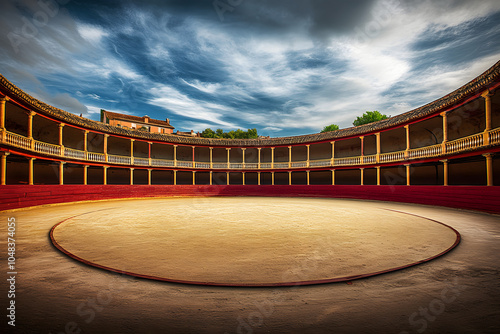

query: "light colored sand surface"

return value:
[51, 198, 458, 285]
[1, 197, 499, 334]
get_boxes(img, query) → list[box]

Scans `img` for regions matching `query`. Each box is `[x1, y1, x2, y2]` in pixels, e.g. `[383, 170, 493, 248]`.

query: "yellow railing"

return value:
[1, 128, 498, 170]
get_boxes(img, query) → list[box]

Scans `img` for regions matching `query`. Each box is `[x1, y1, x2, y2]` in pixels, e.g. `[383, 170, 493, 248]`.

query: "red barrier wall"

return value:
[1, 185, 499, 214]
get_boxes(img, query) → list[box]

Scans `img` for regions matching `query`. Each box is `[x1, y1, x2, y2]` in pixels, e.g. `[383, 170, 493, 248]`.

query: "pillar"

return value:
[288, 146, 292, 168]
[360, 137, 364, 164]
[376, 166, 381, 186]
[271, 172, 275, 185]
[0, 96, 9, 131]
[484, 154, 493, 186]
[1, 152, 10, 185]
[27, 111, 35, 139]
[210, 171, 213, 185]
[242, 172, 245, 186]
[59, 123, 65, 156]
[209, 147, 213, 169]
[59, 161, 65, 185]
[330, 141, 335, 165]
[226, 148, 231, 169]
[173, 145, 177, 167]
[83, 165, 88, 185]
[375, 132, 381, 163]
[148, 169, 152, 185]
[173, 170, 177, 185]
[288, 171, 292, 185]
[28, 157, 35, 185]
[148, 142, 152, 165]
[242, 148, 246, 168]
[441, 160, 448, 186]
[104, 134, 109, 162]
[192, 146, 195, 168]
[130, 139, 135, 165]
[405, 125, 410, 159]
[306, 170, 310, 186]
[271, 147, 275, 168]
[226, 172, 230, 185]
[441, 112, 448, 154]
[258, 148, 261, 169]
[331, 170, 335, 185]
[130, 168, 134, 185]
[103, 166, 108, 185]
[306, 145, 310, 167]
[258, 172, 261, 185]
[84, 131, 88, 159]
[405, 164, 410, 186]
[192, 171, 196, 185]
[482, 90, 493, 132]
[360, 168, 364, 186]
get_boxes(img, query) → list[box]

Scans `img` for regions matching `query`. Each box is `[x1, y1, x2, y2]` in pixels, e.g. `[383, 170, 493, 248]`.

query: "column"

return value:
[1, 152, 10, 185]
[331, 169, 335, 185]
[375, 132, 381, 163]
[482, 90, 493, 145]
[0, 96, 9, 131]
[405, 164, 410, 186]
[360, 168, 364, 185]
[257, 172, 261, 185]
[173, 170, 177, 185]
[360, 137, 364, 164]
[441, 112, 448, 154]
[192, 146, 195, 168]
[103, 166, 108, 185]
[59, 161, 65, 185]
[306, 145, 310, 168]
[330, 141, 335, 166]
[58, 123, 65, 156]
[242, 148, 246, 168]
[226, 148, 231, 169]
[376, 167, 381, 186]
[84, 131, 88, 159]
[28, 111, 35, 150]
[104, 134, 109, 162]
[484, 154, 493, 186]
[226, 172, 230, 185]
[173, 145, 177, 167]
[130, 168, 134, 185]
[288, 146, 292, 168]
[148, 169, 152, 185]
[441, 160, 448, 186]
[83, 165, 88, 185]
[288, 171, 292, 185]
[258, 148, 261, 169]
[271, 147, 275, 168]
[405, 125, 410, 159]
[306, 170, 310, 186]
[130, 140, 135, 165]
[148, 142, 152, 165]
[210, 171, 213, 185]
[28, 157, 35, 185]
[242, 172, 245, 186]
[209, 147, 213, 169]
[192, 171, 196, 185]
[271, 172, 275, 185]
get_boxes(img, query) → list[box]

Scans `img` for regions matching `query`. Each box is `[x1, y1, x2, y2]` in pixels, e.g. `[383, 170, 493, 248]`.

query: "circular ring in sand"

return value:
[50, 197, 460, 287]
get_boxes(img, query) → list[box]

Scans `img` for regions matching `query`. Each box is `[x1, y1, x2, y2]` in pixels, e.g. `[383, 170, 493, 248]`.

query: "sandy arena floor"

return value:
[50, 198, 459, 286]
[1, 197, 499, 333]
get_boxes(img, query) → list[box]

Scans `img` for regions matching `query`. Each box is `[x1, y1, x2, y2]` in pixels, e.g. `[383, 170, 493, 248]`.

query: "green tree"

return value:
[320, 124, 340, 133]
[200, 128, 259, 139]
[201, 128, 216, 138]
[353, 111, 389, 126]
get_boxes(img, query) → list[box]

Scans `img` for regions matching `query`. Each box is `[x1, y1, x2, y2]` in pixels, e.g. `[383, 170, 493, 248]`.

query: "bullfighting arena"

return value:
[1, 197, 500, 333]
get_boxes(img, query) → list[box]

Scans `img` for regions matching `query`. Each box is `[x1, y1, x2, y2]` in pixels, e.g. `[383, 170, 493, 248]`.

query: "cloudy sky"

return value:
[1, 0, 500, 137]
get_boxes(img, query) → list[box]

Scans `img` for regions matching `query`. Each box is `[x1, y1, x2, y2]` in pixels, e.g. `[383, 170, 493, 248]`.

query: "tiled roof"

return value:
[102, 110, 174, 128]
[1, 59, 499, 147]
